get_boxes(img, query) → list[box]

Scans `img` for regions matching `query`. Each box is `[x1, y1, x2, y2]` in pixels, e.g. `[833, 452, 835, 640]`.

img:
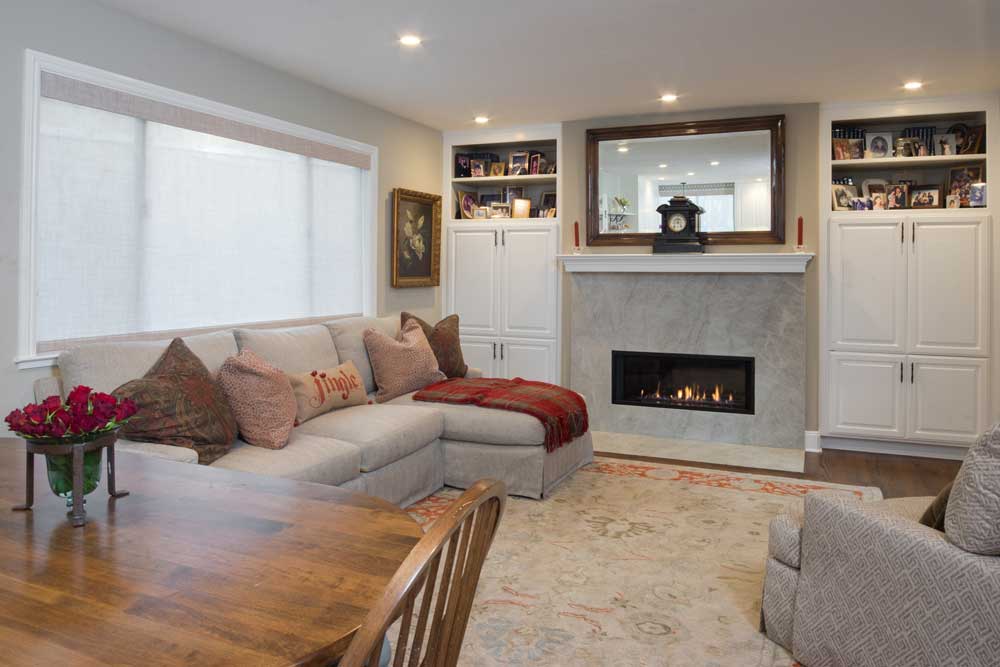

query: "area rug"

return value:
[406, 456, 881, 666]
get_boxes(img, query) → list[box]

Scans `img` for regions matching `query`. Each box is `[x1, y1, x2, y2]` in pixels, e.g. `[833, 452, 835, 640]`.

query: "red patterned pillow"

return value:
[218, 349, 297, 449]
[113, 338, 237, 464]
[364, 319, 446, 403]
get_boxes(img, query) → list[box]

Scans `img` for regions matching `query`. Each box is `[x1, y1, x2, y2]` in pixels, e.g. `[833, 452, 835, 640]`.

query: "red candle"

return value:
[574, 220, 580, 247]
[797, 216, 803, 246]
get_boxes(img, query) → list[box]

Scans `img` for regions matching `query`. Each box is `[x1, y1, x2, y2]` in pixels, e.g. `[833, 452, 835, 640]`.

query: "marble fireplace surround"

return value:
[562, 253, 812, 450]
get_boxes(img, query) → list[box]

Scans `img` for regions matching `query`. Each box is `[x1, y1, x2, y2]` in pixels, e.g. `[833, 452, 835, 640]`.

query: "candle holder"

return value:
[12, 431, 129, 527]
[794, 244, 807, 253]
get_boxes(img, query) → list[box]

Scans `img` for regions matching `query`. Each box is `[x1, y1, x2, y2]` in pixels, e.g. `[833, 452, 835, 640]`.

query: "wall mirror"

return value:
[586, 115, 785, 245]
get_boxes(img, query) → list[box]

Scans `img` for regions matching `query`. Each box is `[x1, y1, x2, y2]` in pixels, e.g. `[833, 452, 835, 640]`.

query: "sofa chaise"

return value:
[33, 315, 593, 506]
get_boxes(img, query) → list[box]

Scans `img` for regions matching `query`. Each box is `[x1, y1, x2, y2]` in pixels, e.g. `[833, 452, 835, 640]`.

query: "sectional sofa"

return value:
[33, 315, 593, 506]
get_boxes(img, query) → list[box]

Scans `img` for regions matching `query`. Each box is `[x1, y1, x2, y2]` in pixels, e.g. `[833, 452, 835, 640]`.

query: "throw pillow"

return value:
[364, 319, 446, 403]
[918, 481, 952, 531]
[113, 338, 238, 464]
[218, 349, 297, 449]
[287, 361, 368, 423]
[401, 312, 468, 378]
[945, 423, 1000, 555]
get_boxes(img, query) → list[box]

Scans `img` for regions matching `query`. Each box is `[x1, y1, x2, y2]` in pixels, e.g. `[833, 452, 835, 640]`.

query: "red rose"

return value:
[5, 408, 27, 433]
[75, 414, 101, 433]
[23, 403, 47, 423]
[67, 385, 93, 412]
[47, 419, 68, 438]
[115, 399, 138, 421]
[91, 392, 118, 420]
[41, 395, 63, 413]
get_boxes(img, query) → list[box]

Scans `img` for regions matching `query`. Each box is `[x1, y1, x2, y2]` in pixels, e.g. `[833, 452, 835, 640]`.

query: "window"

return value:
[659, 183, 735, 233]
[20, 53, 376, 360]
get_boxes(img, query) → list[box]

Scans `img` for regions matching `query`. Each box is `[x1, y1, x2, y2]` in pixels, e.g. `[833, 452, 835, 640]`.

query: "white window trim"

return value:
[16, 50, 378, 369]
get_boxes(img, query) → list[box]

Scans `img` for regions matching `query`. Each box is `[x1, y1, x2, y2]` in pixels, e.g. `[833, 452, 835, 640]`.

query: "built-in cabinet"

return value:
[826, 215, 991, 445]
[445, 222, 560, 383]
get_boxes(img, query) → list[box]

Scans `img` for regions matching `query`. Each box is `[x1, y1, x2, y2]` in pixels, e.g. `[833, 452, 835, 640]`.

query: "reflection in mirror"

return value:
[597, 130, 772, 235]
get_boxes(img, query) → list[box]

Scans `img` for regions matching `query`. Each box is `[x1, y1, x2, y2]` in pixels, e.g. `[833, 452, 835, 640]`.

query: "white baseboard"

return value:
[804, 431, 822, 453]
[819, 435, 967, 460]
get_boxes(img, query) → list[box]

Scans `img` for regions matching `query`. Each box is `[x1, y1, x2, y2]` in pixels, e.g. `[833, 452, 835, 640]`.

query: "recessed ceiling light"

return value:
[903, 81, 923, 90]
[658, 163, 667, 168]
[756, 177, 764, 182]
[687, 171, 695, 176]
[617, 146, 629, 153]
[474, 116, 489, 124]
[657, 177, 665, 181]
[709, 160, 720, 166]
[660, 93, 678, 103]
[399, 34, 422, 47]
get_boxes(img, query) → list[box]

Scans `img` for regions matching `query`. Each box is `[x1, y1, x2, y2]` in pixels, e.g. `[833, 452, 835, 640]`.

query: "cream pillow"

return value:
[287, 361, 368, 424]
[364, 319, 446, 403]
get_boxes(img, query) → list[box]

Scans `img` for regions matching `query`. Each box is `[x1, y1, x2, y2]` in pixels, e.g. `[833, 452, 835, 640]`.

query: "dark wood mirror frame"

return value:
[586, 114, 785, 246]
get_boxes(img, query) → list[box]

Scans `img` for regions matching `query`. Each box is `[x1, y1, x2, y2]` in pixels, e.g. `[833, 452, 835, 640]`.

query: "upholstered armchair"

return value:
[761, 489, 1000, 666]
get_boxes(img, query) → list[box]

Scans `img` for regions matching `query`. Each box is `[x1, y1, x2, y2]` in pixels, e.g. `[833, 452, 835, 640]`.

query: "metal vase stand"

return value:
[12, 433, 129, 527]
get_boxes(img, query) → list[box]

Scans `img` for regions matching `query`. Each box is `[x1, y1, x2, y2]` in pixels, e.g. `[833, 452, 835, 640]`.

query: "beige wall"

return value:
[559, 104, 821, 430]
[0, 0, 442, 412]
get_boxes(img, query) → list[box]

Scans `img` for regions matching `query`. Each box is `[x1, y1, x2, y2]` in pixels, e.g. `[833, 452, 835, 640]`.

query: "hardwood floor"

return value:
[595, 448, 959, 499]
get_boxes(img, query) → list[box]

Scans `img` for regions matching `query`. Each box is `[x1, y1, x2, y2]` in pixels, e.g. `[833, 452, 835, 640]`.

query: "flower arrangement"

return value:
[5, 386, 137, 442]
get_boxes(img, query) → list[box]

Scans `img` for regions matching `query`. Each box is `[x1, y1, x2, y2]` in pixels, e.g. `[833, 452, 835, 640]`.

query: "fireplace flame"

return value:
[640, 383, 737, 406]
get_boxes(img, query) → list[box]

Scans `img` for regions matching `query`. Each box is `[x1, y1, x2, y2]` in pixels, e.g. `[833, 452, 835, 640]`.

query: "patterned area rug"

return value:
[406, 456, 881, 666]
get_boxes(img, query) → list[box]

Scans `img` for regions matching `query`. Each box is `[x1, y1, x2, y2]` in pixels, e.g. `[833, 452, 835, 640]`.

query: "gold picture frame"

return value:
[392, 188, 441, 288]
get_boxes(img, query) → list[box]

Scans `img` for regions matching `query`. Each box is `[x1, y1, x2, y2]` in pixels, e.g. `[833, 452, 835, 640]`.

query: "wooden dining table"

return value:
[0, 439, 424, 666]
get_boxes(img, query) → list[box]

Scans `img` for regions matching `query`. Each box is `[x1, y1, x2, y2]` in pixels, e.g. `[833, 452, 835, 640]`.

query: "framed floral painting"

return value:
[392, 188, 441, 288]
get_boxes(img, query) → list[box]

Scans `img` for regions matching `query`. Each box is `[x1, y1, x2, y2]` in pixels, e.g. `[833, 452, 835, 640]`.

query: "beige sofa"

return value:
[34, 315, 593, 506]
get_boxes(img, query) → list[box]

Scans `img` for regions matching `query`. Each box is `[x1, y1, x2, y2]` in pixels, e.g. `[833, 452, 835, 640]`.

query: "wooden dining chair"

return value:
[339, 479, 507, 667]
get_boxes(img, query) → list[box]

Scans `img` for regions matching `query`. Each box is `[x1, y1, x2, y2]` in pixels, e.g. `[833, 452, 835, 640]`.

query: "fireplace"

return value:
[611, 351, 754, 415]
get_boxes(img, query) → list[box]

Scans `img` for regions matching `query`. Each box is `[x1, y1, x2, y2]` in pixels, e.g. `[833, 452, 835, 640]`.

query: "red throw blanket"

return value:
[413, 378, 588, 452]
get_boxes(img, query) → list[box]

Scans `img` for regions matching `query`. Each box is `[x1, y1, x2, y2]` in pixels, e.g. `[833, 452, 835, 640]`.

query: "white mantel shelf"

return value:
[557, 252, 814, 274]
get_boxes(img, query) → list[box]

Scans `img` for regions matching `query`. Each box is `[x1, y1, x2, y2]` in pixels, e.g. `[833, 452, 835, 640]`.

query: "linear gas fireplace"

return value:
[612, 351, 755, 415]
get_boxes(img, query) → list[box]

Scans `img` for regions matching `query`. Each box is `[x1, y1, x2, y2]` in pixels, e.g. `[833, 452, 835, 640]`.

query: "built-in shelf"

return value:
[558, 252, 814, 274]
[452, 174, 557, 186]
[832, 153, 988, 170]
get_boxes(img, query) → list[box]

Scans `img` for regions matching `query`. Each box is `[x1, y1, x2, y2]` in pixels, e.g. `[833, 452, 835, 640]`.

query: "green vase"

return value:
[45, 449, 103, 505]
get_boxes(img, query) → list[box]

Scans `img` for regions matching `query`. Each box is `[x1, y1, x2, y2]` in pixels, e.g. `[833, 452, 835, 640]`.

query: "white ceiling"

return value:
[99, 0, 1000, 131]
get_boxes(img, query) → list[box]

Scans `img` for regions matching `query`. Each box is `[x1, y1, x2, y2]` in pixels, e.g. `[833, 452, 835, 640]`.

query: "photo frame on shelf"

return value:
[862, 179, 887, 198]
[865, 133, 892, 158]
[946, 194, 961, 209]
[909, 185, 943, 209]
[969, 182, 987, 208]
[512, 198, 532, 218]
[489, 162, 506, 177]
[455, 189, 479, 219]
[470, 159, 487, 177]
[831, 183, 858, 211]
[473, 206, 490, 219]
[539, 192, 557, 212]
[886, 184, 909, 209]
[479, 193, 501, 208]
[529, 153, 546, 175]
[504, 186, 525, 203]
[391, 188, 441, 288]
[832, 138, 864, 160]
[948, 166, 983, 207]
[933, 133, 957, 156]
[508, 151, 530, 175]
[454, 154, 471, 178]
[490, 202, 511, 218]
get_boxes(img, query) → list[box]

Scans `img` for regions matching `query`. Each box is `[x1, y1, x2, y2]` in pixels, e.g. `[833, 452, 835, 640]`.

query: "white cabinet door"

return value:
[460, 335, 499, 378]
[500, 338, 557, 384]
[446, 226, 500, 336]
[499, 224, 559, 339]
[827, 352, 906, 439]
[907, 355, 989, 445]
[909, 217, 990, 357]
[828, 219, 907, 352]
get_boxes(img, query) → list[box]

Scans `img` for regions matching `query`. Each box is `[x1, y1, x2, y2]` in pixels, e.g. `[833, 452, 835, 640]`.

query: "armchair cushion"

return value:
[946, 423, 1000, 555]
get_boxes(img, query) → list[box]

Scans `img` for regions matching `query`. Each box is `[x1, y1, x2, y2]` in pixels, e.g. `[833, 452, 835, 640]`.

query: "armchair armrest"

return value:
[792, 492, 1000, 667]
[464, 367, 484, 379]
[33, 376, 63, 402]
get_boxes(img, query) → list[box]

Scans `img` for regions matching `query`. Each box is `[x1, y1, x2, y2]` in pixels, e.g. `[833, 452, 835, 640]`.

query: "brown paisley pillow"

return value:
[401, 312, 468, 378]
[113, 338, 238, 464]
